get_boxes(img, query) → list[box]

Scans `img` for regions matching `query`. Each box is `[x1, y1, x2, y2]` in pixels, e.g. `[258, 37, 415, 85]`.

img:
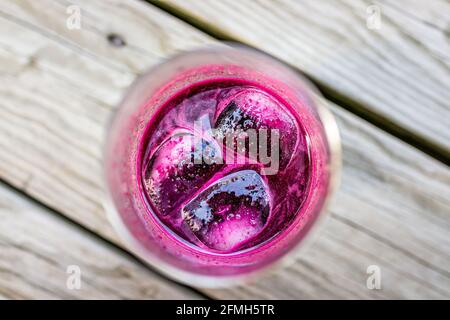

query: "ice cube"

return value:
[181, 170, 270, 252]
[214, 88, 298, 171]
[143, 132, 222, 216]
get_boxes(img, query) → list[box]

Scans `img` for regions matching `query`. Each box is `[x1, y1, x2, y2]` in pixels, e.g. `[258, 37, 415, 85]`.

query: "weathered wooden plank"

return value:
[158, 0, 450, 161]
[206, 102, 450, 299]
[0, 0, 449, 298]
[0, 183, 202, 299]
[0, 0, 215, 240]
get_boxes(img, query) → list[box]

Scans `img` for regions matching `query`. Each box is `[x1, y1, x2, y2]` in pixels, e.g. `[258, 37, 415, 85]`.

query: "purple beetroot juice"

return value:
[104, 46, 340, 287]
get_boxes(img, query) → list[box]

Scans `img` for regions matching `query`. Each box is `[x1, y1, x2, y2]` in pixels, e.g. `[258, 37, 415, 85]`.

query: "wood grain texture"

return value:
[0, 0, 449, 299]
[160, 0, 450, 160]
[0, 183, 201, 299]
[0, 0, 214, 240]
[207, 102, 450, 299]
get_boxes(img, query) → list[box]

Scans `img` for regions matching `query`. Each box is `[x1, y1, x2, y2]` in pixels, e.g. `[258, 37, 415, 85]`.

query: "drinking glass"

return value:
[103, 44, 341, 287]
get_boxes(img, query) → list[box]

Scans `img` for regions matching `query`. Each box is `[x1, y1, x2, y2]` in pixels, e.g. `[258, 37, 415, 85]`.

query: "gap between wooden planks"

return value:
[0, 181, 203, 299]
[0, 0, 449, 298]
[152, 0, 450, 165]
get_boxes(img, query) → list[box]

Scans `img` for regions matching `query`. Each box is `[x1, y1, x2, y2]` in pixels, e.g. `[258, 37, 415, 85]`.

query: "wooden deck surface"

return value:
[0, 0, 449, 299]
